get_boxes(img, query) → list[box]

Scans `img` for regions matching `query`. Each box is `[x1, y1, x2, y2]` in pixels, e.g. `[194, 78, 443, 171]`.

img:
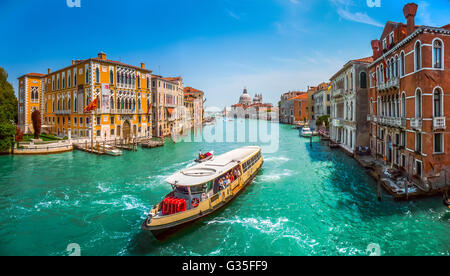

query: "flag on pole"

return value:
[83, 97, 98, 113]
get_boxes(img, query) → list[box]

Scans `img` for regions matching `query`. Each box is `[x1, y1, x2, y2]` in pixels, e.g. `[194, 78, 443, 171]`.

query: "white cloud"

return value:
[226, 10, 240, 20]
[336, 8, 383, 27]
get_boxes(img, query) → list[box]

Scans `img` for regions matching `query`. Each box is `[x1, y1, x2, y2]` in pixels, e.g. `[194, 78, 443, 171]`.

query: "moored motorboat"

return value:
[300, 127, 313, 137]
[142, 146, 263, 238]
[103, 145, 123, 156]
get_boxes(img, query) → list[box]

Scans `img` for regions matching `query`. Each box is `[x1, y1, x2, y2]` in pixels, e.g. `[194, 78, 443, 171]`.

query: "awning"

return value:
[167, 107, 175, 116]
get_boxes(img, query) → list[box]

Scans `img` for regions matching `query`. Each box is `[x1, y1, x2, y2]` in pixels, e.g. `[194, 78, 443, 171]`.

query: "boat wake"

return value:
[207, 216, 289, 234]
[258, 169, 294, 182]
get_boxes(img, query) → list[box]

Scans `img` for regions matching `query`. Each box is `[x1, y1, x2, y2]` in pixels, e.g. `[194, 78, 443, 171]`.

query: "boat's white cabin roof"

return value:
[166, 146, 261, 187]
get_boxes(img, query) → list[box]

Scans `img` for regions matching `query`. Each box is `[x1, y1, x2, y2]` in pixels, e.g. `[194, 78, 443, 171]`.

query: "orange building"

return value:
[289, 93, 309, 123]
[17, 73, 46, 133]
[367, 3, 450, 189]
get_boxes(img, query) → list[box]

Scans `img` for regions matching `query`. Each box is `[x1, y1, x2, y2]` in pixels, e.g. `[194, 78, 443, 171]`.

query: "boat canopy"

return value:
[166, 146, 261, 187]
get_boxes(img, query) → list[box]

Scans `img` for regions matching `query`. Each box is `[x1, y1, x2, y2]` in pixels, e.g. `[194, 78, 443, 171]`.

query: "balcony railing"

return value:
[332, 88, 344, 98]
[54, 110, 71, 115]
[433, 117, 446, 130]
[410, 118, 422, 130]
[377, 77, 399, 91]
[332, 118, 343, 127]
[377, 116, 406, 128]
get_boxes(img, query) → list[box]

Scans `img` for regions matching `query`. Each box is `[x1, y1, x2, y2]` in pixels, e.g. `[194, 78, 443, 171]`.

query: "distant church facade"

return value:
[227, 88, 276, 120]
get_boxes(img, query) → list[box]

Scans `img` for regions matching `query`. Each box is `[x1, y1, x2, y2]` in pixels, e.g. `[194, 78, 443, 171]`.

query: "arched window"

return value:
[110, 96, 114, 109]
[360, 72, 367, 89]
[400, 52, 405, 77]
[117, 98, 121, 109]
[110, 70, 114, 84]
[95, 68, 100, 83]
[68, 98, 71, 111]
[415, 41, 421, 71]
[380, 64, 384, 83]
[138, 99, 141, 110]
[137, 77, 141, 88]
[74, 96, 77, 112]
[85, 69, 89, 83]
[117, 71, 120, 84]
[433, 39, 443, 69]
[394, 56, 398, 78]
[433, 88, 443, 117]
[387, 60, 390, 79]
[74, 73, 77, 86]
[415, 89, 422, 118]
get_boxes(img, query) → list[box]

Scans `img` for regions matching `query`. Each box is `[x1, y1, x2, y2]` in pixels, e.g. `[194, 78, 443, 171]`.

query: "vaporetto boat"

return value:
[142, 146, 263, 238]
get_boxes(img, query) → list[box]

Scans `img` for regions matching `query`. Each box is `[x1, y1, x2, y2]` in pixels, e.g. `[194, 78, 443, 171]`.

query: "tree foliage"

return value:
[316, 115, 330, 129]
[0, 67, 18, 151]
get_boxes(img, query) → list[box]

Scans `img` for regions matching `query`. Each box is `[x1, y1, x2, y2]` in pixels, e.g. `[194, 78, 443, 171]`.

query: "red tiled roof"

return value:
[289, 94, 308, 101]
[18, 73, 46, 79]
[352, 56, 374, 63]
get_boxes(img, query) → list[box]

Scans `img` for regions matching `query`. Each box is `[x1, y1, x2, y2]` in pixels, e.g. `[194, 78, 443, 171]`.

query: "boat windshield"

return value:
[173, 183, 209, 195]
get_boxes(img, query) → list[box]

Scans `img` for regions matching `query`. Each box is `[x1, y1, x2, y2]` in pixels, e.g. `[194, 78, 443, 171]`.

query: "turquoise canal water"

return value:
[0, 119, 449, 256]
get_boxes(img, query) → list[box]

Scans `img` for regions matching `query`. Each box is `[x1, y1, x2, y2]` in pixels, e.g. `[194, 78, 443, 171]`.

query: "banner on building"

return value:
[102, 84, 110, 113]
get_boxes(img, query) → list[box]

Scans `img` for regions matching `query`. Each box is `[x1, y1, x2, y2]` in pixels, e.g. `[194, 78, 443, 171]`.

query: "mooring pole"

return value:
[310, 136, 312, 148]
[377, 182, 382, 202]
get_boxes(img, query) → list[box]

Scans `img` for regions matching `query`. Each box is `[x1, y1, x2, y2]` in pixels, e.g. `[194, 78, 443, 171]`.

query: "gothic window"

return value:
[433, 39, 443, 69]
[415, 88, 422, 118]
[360, 72, 367, 89]
[433, 88, 443, 117]
[415, 41, 422, 71]
[96, 68, 100, 83]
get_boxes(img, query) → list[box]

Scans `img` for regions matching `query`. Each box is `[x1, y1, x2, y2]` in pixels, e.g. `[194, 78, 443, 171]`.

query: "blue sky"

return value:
[1, 0, 449, 108]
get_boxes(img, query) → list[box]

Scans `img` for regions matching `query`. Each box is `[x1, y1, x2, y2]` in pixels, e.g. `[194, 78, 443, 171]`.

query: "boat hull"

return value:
[142, 160, 263, 239]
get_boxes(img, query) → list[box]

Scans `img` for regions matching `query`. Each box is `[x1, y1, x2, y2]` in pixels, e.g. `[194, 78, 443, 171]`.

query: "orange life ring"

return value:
[191, 197, 200, 208]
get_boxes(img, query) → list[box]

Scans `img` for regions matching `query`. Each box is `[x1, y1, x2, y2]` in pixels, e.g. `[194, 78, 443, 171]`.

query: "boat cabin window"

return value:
[242, 151, 261, 173]
[190, 184, 207, 195]
[174, 185, 189, 195]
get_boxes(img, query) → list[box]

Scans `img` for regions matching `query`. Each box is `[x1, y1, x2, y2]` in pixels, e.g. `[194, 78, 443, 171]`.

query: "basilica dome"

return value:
[239, 88, 252, 105]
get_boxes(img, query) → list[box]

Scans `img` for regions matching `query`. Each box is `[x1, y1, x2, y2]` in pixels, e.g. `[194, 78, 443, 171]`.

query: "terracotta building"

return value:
[289, 93, 309, 123]
[279, 91, 305, 124]
[367, 3, 450, 189]
[184, 86, 204, 129]
[151, 75, 185, 137]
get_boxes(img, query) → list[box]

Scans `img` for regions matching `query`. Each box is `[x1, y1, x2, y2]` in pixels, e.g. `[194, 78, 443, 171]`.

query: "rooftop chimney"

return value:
[48, 68, 51, 74]
[98, 52, 107, 60]
[72, 60, 75, 65]
[371, 40, 380, 59]
[403, 3, 418, 36]
[140, 63, 145, 69]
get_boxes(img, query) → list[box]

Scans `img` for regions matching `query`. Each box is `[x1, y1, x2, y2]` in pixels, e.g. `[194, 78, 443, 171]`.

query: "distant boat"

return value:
[300, 127, 313, 137]
[195, 151, 214, 163]
[103, 145, 122, 156]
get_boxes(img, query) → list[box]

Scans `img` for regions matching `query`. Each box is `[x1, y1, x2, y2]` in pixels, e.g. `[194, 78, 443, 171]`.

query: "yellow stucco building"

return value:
[18, 53, 153, 141]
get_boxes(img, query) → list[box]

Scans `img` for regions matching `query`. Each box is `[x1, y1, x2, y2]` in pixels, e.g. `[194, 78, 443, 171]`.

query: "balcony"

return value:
[332, 88, 344, 98]
[433, 117, 446, 130]
[377, 77, 399, 92]
[54, 110, 71, 115]
[332, 118, 343, 127]
[410, 118, 422, 130]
